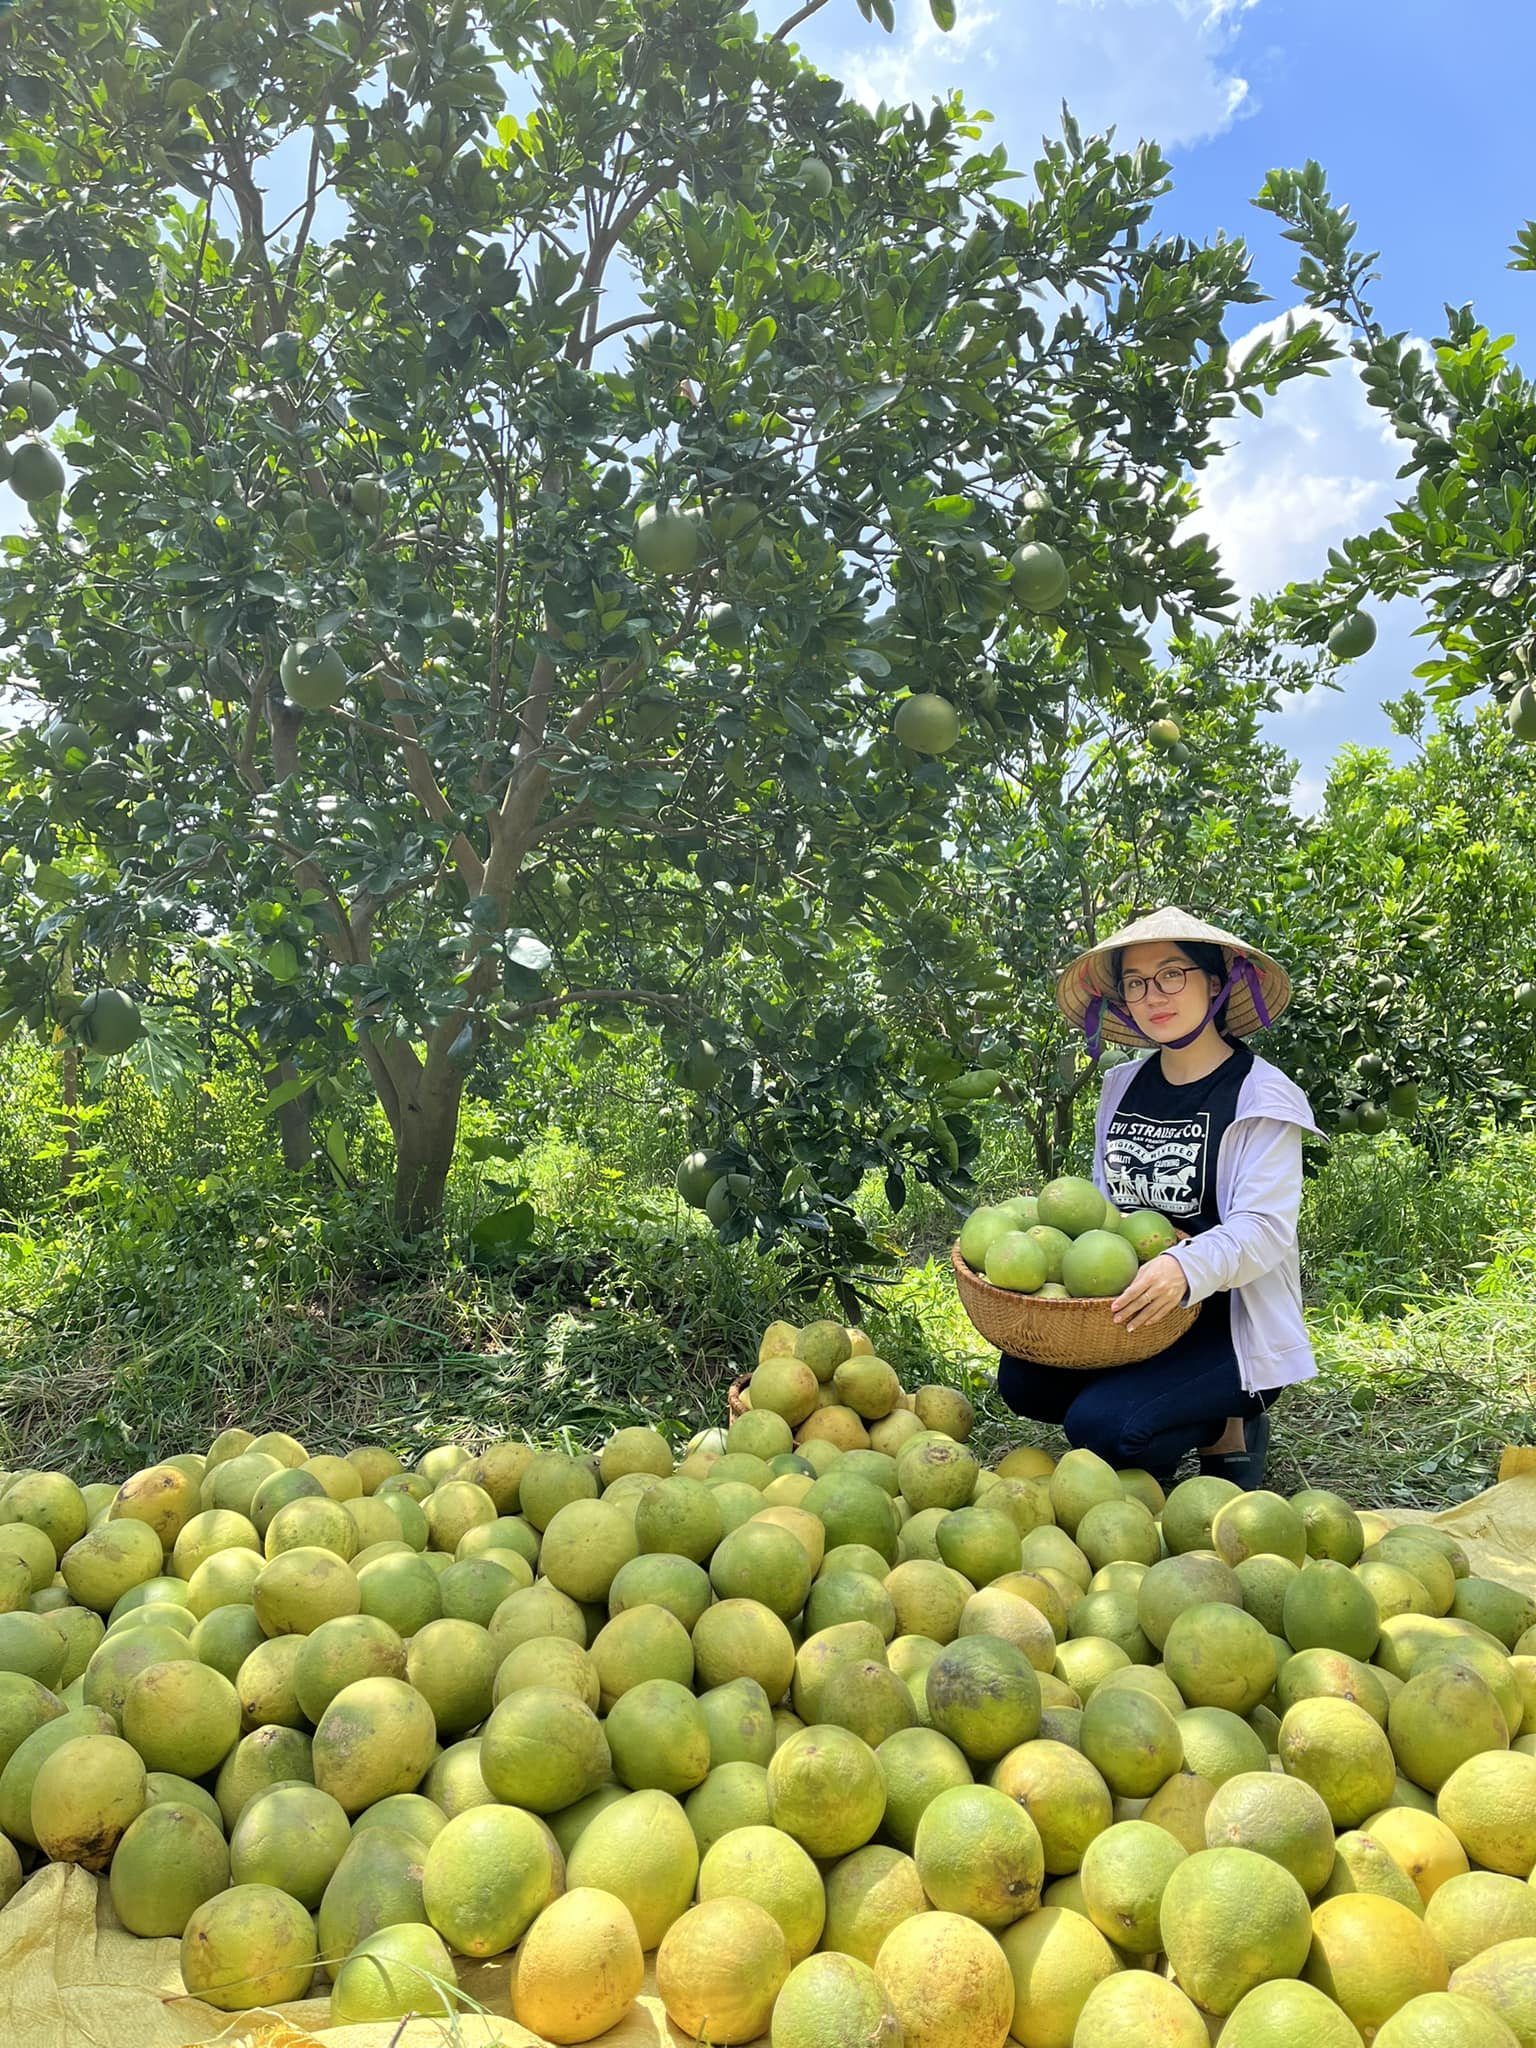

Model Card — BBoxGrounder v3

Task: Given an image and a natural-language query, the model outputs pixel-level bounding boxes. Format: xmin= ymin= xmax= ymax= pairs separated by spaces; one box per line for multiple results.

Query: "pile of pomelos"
xmin=0 ymin=1329 xmax=1534 ymax=2047
xmin=957 ymin=1175 xmax=1180 ymax=1299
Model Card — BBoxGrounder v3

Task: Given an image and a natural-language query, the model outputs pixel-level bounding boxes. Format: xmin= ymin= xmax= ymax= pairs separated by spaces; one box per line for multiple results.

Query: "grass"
xmin=3 ymin=1037 xmax=1536 ymax=1507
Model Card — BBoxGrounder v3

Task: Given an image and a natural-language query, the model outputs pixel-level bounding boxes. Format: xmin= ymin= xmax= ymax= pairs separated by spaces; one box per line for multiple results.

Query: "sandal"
xmin=1198 ymin=1407 xmax=1270 ymax=1490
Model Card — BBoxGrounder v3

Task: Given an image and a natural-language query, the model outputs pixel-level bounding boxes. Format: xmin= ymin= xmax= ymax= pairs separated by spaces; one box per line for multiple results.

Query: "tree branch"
xmin=772 ymin=0 xmax=833 ymax=41
xmin=495 ymin=985 xmax=690 ymax=1030
xmin=278 ymin=119 xmax=328 ymax=323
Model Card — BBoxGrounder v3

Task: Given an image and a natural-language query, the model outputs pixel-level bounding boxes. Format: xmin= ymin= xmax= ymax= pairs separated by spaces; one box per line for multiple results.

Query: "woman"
xmin=995 ymin=908 xmax=1320 ymax=1491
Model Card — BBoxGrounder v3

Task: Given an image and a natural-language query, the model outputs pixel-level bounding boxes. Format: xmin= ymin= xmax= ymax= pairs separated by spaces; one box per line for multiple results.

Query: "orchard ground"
xmin=1 ymin=1038 xmax=1534 ymax=1507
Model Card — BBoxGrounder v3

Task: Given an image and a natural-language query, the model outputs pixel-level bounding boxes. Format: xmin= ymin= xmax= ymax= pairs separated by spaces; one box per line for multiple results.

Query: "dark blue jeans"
xmin=995 ymin=1295 xmax=1274 ymax=1479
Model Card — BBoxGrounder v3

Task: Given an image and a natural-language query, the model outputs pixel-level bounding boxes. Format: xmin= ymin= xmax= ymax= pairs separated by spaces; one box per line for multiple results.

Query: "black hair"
xmin=1112 ymin=939 xmax=1244 ymax=1046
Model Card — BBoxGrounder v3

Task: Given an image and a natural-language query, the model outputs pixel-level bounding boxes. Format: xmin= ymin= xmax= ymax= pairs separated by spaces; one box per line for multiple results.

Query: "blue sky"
xmin=798 ymin=0 xmax=1536 ymax=802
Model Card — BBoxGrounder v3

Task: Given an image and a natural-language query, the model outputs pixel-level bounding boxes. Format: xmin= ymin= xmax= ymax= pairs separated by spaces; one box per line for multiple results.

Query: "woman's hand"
xmin=1110 ymin=1253 xmax=1188 ymax=1331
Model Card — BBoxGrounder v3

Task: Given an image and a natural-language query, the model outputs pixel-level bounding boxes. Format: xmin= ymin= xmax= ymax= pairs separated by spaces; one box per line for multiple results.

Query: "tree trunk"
xmin=264 ymin=1059 xmax=315 ymax=1173
xmin=390 ymin=1057 xmax=468 ymax=1235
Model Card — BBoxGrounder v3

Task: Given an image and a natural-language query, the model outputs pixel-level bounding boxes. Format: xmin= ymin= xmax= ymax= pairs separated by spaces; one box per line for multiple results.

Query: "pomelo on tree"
xmin=893 ymin=692 xmax=961 ymax=756
xmin=1 ymin=377 xmax=61 ymax=430
xmin=8 ymin=439 xmax=64 ymax=502
xmin=1327 ymin=611 xmax=1378 ymax=660
xmin=633 ymin=505 xmax=701 ymax=576
xmin=1010 ymin=540 xmax=1070 ymax=611
xmin=74 ymin=989 xmax=143 ymax=1056
xmin=796 ymin=155 xmax=834 ymax=200
xmin=1507 ymin=686 xmax=1536 ymax=742
xmin=279 ymin=640 xmax=348 ymax=710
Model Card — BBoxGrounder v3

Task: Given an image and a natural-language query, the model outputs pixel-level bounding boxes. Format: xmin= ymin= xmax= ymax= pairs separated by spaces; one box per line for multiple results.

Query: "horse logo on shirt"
xmin=1105 ymin=1113 xmax=1209 ymax=1220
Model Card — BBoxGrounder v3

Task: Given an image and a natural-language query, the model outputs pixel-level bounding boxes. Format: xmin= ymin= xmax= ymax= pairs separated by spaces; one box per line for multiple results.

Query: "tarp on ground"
xmin=12 ymin=1472 xmax=1536 ymax=2048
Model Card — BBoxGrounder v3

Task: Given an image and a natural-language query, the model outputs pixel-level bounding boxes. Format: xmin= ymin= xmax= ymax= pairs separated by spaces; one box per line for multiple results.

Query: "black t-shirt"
xmin=1104 ymin=1042 xmax=1254 ymax=1238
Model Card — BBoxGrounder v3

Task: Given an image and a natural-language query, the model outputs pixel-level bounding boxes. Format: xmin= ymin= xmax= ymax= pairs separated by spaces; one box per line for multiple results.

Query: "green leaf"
xmin=929 ymin=0 xmax=957 ymax=26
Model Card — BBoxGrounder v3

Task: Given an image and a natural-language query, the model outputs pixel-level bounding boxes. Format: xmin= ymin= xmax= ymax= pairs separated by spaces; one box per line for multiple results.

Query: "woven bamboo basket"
xmin=951 ymin=1241 xmax=1199 ymax=1369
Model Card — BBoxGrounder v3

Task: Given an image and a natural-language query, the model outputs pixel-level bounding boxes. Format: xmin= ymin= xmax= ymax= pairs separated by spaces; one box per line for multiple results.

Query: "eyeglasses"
xmin=1121 ymin=967 xmax=1192 ymax=1004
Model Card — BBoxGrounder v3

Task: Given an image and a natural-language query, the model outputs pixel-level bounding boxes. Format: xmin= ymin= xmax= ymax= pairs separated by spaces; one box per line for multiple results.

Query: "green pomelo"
xmin=698 ymin=1821 xmax=826 ymax=1962
xmin=1236 ymin=1554 xmax=1300 ymax=1636
xmin=179 ymin=1883 xmax=317 ymax=2012
xmin=1220 ymin=1977 xmax=1369 ymax=2048
xmin=709 ymin=1519 xmax=813 ymax=1619
xmin=1291 ymin=1488 xmax=1366 ymax=1565
xmin=935 ymin=1507 xmax=1021 ymax=1587
xmin=768 ymin=1953 xmax=902 ymax=2048
xmin=1320 ymin=1829 xmax=1427 ymax=1917
xmin=31 ymin=1731 xmax=146 ymax=1870
xmin=684 ymin=1760 xmax=772 ymax=1857
xmin=1211 ymin=1490 xmax=1308 ymax=1568
xmin=1424 ymin=1871 xmax=1536 ymax=1972
xmin=1158 ymin=1845 xmax=1314 ymax=2016
xmin=1283 ymin=1558 xmax=1382 ymax=1660
xmin=331 ymin=1922 xmax=457 ymax=2026
xmin=566 ymin=1788 xmax=699 ymax=1950
xmin=1203 ymin=1768 xmax=1336 ymax=1894
xmin=820 ymin=1843 xmax=927 ymax=1965
xmin=605 ymin=1676 xmax=711 ymax=1795
xmin=1079 ymin=1684 xmax=1182 ymax=1799
xmin=1037 ymin=1176 xmax=1108 ymax=1237
xmin=1075 ymin=1498 xmax=1160 ymax=1572
xmin=121 ymin=1659 xmax=241 ymax=1779
xmin=230 ymin=1782 xmax=351 ymax=1908
xmin=214 ymin=1726 xmax=314 ymax=1832
xmin=957 ymin=1206 xmax=1015 ymax=1271
xmin=989 ymin=1738 xmax=1113 ymax=1875
xmin=698 ymin=1675 xmax=776 ymax=1769
xmin=1079 ymin=1816 xmax=1188 ymax=1952
xmin=311 ymin=1676 xmax=437 ymax=1816
xmin=1176 ymin=1705 xmax=1269 ymax=1787
xmin=897 ymin=1440 xmax=980 ymax=1514
xmin=985 ymin=1231 xmax=1048 ymax=1293
xmin=693 ymin=1599 xmax=796 ymax=1697
xmin=1278 ymin=1695 xmax=1397 ymax=1827
xmin=1137 ymin=1552 xmax=1243 ymax=1651
xmin=1390 ymin=1663 xmax=1510 ymax=1793
xmin=109 ymin=1801 xmax=230 ymax=1937
xmin=1163 ymin=1603 xmax=1276 ymax=1715
xmin=421 ymin=1803 xmax=555 ymax=1957
xmin=1162 ymin=1474 xmax=1243 ymax=1555
xmin=768 ymin=1725 xmax=886 ymax=1859
xmin=480 ymin=1684 xmax=610 ymax=1812
xmin=589 ymin=1602 xmax=693 ymax=1709
xmin=1277 ymin=1645 xmax=1390 ymax=1727
xmin=1026 ymin=1225 xmax=1074 ymax=1281
xmin=317 ymin=1823 xmax=429 ymax=1960
xmin=913 ymin=1781 xmax=1045 ymax=1930
xmin=1061 ymin=1230 xmax=1139 ymax=1300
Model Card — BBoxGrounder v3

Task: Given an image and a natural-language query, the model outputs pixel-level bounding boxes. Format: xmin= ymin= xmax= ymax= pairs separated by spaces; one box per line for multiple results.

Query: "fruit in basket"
xmin=1037 ymin=1176 xmax=1109 ymax=1237
xmin=957 ymin=1205 xmax=1016 ymax=1271
xmin=1119 ymin=1208 xmax=1180 ymax=1262
xmin=1060 ymin=1230 xmax=1139 ymax=1300
xmin=984 ymin=1232 xmax=1048 ymax=1294
xmin=1025 ymin=1224 xmax=1072 ymax=1280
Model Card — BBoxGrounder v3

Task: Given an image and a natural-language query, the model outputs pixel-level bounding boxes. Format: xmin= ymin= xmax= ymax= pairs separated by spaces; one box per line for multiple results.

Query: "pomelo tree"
xmin=1256 ymin=167 xmax=1536 ymax=718
xmin=0 ymin=0 xmax=1337 ymax=1235
xmin=1264 ymin=696 xmax=1536 ymax=1141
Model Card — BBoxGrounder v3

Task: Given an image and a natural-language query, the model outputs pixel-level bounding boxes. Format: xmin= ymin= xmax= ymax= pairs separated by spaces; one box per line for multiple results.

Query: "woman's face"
xmin=1116 ymin=942 xmax=1222 ymax=1044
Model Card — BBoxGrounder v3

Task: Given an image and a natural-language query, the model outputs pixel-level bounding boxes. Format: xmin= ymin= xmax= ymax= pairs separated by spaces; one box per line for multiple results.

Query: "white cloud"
xmin=1194 ymin=309 xmax=1406 ymax=601
xmin=825 ymin=0 xmax=1262 ymax=151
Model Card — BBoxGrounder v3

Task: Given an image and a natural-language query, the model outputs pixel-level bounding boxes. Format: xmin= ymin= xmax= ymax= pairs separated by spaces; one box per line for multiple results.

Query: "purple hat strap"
xmin=1084 ymin=954 xmax=1271 ymax=1062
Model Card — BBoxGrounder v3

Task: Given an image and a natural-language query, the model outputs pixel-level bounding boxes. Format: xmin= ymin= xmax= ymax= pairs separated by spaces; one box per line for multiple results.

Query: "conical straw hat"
xmin=1055 ymin=906 xmax=1292 ymax=1049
